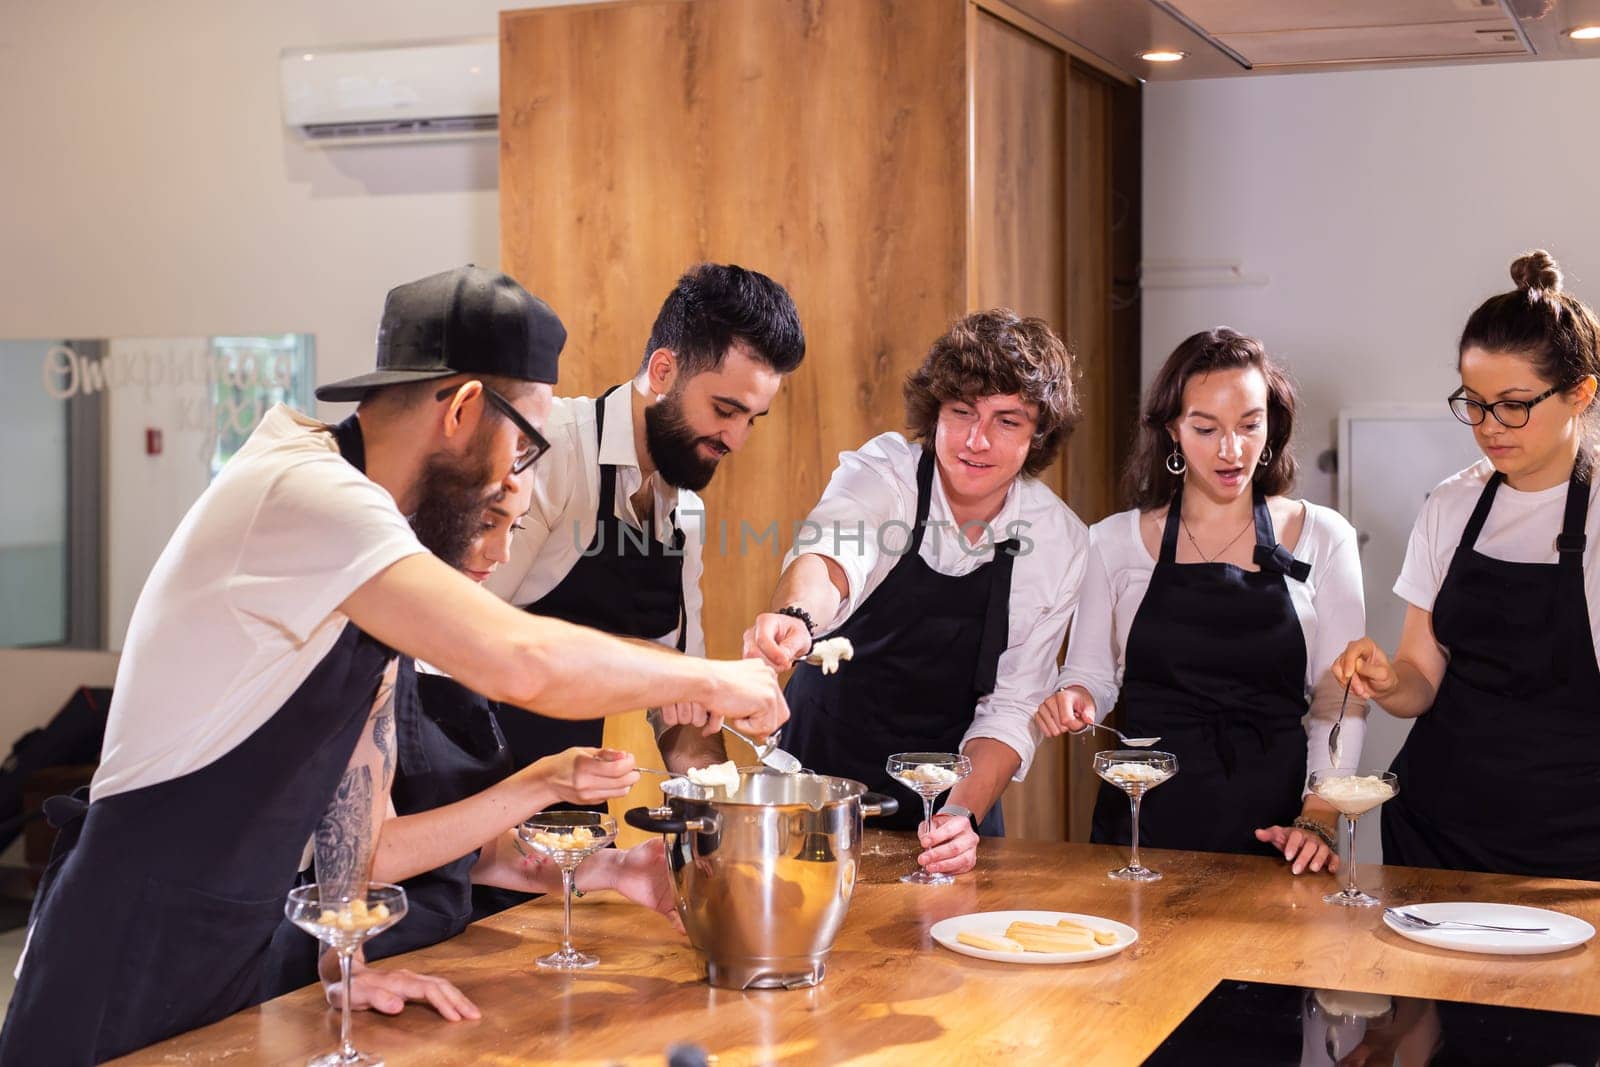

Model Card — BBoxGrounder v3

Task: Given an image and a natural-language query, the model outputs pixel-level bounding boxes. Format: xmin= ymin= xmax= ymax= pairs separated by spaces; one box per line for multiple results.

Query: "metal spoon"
xmin=720 ymin=723 xmax=804 ymax=773
xmin=1328 ymin=673 xmax=1354 ymax=769
xmin=1385 ymin=909 xmax=1549 ymax=934
xmin=1075 ymin=720 xmax=1161 ymax=748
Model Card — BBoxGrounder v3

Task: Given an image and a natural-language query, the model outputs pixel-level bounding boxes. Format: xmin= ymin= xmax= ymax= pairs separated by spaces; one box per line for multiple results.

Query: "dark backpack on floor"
xmin=0 ymin=686 xmax=110 ymax=853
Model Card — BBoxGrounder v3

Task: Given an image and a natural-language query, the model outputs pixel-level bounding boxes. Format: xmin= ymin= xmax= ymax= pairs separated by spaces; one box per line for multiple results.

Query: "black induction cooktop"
xmin=1142 ymin=978 xmax=1600 ymax=1066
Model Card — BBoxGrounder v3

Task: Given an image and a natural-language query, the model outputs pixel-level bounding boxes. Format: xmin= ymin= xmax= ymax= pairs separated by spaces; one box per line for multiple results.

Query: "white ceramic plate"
xmin=930 ymin=910 xmax=1137 ymax=964
xmin=1383 ymin=902 xmax=1595 ymax=956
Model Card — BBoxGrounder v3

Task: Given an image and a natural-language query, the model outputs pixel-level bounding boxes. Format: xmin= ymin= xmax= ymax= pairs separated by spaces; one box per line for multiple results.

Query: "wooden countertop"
xmin=116 ymin=834 xmax=1600 ymax=1065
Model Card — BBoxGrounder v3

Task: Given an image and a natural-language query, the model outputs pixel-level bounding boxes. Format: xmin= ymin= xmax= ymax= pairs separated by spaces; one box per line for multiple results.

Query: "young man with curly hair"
xmin=743 ymin=309 xmax=1087 ymax=877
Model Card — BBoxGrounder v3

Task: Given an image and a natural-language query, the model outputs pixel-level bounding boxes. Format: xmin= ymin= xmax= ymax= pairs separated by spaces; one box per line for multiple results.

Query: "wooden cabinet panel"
xmin=501 ymin=0 xmax=1138 ymax=845
xmin=970 ymin=8 xmax=1069 ymax=843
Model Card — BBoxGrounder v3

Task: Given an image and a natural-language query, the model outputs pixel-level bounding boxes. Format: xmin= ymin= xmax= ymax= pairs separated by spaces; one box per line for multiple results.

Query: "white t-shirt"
xmin=485 ymin=386 xmax=705 ymax=657
xmin=1056 ymin=502 xmax=1369 ymax=783
xmin=787 ymin=432 xmax=1090 ymax=778
xmin=92 ymin=405 xmax=427 ymax=800
xmin=1395 ymin=456 xmax=1600 ymax=666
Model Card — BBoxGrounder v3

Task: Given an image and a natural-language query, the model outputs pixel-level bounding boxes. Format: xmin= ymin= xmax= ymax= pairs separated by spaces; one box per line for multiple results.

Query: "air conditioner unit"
xmin=279 ymin=37 xmax=498 ymax=144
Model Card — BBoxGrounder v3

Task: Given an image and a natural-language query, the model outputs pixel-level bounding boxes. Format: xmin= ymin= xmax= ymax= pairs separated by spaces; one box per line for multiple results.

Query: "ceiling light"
xmin=1138 ymin=49 xmax=1187 ymax=63
xmin=1566 ymin=25 xmax=1600 ymax=40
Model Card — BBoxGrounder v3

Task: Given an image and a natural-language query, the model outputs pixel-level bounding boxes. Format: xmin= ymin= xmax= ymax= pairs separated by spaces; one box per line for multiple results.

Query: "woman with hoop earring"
xmin=1035 ymin=329 xmax=1367 ymax=873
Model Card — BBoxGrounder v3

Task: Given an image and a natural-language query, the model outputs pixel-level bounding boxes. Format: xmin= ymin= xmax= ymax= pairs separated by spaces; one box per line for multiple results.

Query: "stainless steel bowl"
xmin=625 ymin=769 xmax=896 ymax=990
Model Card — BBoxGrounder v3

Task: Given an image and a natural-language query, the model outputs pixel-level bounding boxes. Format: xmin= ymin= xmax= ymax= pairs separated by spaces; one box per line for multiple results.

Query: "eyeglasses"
xmin=1447 ymin=385 xmax=1562 ymax=429
xmin=436 ymin=383 xmax=550 ymax=474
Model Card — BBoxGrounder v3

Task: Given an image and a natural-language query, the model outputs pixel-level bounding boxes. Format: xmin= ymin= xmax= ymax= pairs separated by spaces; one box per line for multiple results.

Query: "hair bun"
xmin=1510 ymin=250 xmax=1563 ymax=294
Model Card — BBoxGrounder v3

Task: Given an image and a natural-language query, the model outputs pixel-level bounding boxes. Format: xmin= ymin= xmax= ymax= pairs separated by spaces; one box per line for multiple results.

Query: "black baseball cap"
xmin=316 ymin=265 xmax=566 ymax=402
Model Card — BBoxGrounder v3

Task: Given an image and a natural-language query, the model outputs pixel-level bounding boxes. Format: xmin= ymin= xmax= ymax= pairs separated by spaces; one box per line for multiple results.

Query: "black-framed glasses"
xmin=1447 ymin=385 xmax=1562 ymax=429
xmin=436 ymin=383 xmax=550 ymax=474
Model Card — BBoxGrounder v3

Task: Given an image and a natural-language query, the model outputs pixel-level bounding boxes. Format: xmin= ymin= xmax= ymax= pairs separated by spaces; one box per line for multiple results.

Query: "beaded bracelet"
xmin=1291 ymin=817 xmax=1337 ymax=851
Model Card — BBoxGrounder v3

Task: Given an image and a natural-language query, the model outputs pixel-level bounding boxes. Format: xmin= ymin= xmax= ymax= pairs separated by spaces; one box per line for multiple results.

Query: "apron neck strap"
xmin=1462 ymin=458 xmax=1590 ymax=561
xmin=594 ymin=383 xmax=626 ymax=519
xmin=330 ymin=414 xmax=366 ymax=474
xmin=912 ymin=448 xmax=938 ymax=553
xmin=1557 ymin=454 xmax=1591 ymax=564
xmin=1158 ymin=481 xmax=1185 ymax=564
xmin=1459 ymin=470 xmax=1506 ymax=551
xmin=1250 ymin=486 xmax=1312 ymax=581
xmin=1249 ymin=485 xmax=1275 ymax=549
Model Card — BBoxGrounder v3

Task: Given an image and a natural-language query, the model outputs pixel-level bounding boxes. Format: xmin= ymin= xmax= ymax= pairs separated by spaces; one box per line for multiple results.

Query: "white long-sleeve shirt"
xmin=787 ymin=432 xmax=1089 ymax=778
xmin=485 ymin=385 xmax=705 ymax=657
xmin=1056 ymin=502 xmax=1368 ymax=787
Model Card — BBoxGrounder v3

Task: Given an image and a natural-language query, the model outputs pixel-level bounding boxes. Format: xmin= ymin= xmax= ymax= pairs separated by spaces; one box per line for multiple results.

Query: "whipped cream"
xmin=1313 ymin=774 xmax=1395 ymax=816
xmin=901 ymin=763 xmax=960 ymax=788
xmin=809 ymin=637 xmax=854 ymax=675
xmin=1101 ymin=762 xmax=1173 ymax=789
xmin=685 ymin=759 xmax=741 ymax=794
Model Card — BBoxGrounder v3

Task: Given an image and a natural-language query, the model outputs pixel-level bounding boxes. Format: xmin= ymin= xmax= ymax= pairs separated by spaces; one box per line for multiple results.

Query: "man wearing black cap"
xmin=0 ymin=266 xmax=786 ymax=1066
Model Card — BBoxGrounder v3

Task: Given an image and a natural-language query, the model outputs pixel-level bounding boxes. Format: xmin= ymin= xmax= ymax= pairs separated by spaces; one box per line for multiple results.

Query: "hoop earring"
xmin=1165 ymin=448 xmax=1187 ymax=475
xmin=1258 ymin=444 xmax=1273 ymax=467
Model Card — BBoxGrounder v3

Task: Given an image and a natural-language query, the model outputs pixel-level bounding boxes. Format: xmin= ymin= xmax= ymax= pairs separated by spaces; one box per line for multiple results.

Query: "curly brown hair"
xmin=903 ymin=309 xmax=1079 ymax=478
xmin=1123 ymin=328 xmax=1298 ymax=511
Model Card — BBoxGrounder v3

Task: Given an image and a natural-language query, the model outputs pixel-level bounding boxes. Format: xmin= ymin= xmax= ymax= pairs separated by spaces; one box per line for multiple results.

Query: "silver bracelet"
xmin=1291 ymin=817 xmax=1337 ymax=850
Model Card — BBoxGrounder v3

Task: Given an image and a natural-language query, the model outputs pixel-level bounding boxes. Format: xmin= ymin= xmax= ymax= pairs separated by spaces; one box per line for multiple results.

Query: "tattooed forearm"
xmin=314 ymin=765 xmax=373 ymax=899
xmin=372 ymin=696 xmax=395 ymax=789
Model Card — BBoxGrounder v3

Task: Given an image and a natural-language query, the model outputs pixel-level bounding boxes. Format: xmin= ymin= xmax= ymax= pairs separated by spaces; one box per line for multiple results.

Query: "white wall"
xmin=1142 ymin=57 xmax=1600 ymax=508
xmin=0 ymin=0 xmax=581 ymax=745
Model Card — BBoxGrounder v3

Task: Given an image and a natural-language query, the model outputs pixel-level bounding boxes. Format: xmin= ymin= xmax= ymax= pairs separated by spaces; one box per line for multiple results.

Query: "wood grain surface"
xmin=119 ymin=833 xmax=1600 ymax=1066
xmin=500 ymin=0 xmax=1140 ymax=843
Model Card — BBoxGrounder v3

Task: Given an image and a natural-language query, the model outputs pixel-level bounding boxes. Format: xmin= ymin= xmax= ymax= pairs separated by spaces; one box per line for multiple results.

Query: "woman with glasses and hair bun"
xmin=1334 ymin=250 xmax=1600 ymax=879
xmin=1035 ymin=328 xmax=1366 ymax=873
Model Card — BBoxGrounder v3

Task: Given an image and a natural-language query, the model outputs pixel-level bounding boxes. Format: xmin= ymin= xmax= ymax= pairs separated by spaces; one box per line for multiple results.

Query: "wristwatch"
xmin=937 ymin=803 xmax=980 ymax=834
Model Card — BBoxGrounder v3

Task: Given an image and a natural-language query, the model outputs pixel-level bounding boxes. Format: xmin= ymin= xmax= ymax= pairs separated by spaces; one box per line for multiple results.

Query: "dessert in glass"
xmin=1309 ymin=769 xmax=1398 ymax=907
xmin=1093 ymin=750 xmax=1178 ymax=881
xmin=285 ymin=882 xmax=408 ymax=1067
xmin=886 ymin=752 xmax=972 ymax=885
xmin=517 ymin=810 xmax=619 ymax=968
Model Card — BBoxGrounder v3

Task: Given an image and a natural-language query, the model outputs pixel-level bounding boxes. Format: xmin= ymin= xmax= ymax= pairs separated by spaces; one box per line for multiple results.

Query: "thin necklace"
xmin=1181 ymin=515 xmax=1253 ymax=562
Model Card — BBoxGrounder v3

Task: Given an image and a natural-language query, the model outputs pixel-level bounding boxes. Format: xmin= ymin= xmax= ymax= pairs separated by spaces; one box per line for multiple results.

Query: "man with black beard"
xmin=487 ymin=262 xmax=806 ymax=773
xmin=0 ymin=266 xmax=786 ymax=1065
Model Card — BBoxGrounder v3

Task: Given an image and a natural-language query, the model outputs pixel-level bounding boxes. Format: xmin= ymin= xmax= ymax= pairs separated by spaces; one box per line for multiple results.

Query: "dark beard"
xmin=644 ymin=390 xmax=724 ymax=492
xmin=410 ymin=440 xmax=497 ymax=570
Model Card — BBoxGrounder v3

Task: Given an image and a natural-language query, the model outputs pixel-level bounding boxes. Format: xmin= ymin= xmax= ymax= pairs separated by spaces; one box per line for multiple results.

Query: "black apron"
xmin=1092 ymin=485 xmax=1311 ymax=856
xmin=0 ymin=417 xmax=394 ymax=1066
xmin=262 ymin=661 xmax=522 ymax=994
xmin=1383 ymin=460 xmax=1600 ymax=879
xmin=784 ymin=448 xmax=1017 ymax=834
xmin=495 ymin=384 xmax=686 ymax=773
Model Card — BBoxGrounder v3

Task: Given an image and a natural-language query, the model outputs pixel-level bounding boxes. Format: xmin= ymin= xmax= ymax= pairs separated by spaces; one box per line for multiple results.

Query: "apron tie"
xmin=1253 ymin=542 xmax=1310 ymax=582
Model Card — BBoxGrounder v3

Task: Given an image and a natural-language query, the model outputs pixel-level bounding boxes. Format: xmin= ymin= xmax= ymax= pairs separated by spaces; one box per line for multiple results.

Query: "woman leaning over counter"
xmin=1334 ymin=250 xmax=1600 ymax=880
xmin=1037 ymin=328 xmax=1367 ymax=873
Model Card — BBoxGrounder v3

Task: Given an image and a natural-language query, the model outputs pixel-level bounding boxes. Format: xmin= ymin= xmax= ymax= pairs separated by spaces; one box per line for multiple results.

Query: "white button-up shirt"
xmin=485 ymin=384 xmax=705 ymax=657
xmin=785 ymin=432 xmax=1088 ymax=777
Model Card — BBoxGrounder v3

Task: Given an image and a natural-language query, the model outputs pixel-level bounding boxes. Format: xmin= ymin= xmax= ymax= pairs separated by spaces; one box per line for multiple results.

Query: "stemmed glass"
xmin=517 ymin=810 xmax=618 ymax=968
xmin=886 ymin=752 xmax=972 ymax=886
xmin=1093 ymin=749 xmax=1178 ymax=881
xmin=1310 ymin=769 xmax=1398 ymax=907
xmin=285 ymin=882 xmax=408 ymax=1067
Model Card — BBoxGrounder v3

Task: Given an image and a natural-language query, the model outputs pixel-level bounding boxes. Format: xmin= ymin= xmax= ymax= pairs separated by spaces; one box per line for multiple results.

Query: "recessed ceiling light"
xmin=301 ymin=53 xmax=315 ymax=62
xmin=1566 ymin=25 xmax=1600 ymax=40
xmin=1138 ymin=49 xmax=1187 ymax=63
